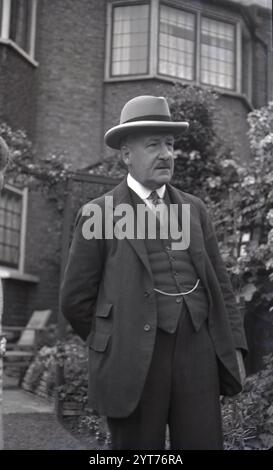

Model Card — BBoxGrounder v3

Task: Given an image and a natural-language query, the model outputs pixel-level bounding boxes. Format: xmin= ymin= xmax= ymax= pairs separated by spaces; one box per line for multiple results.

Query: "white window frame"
xmin=105 ymin=0 xmax=248 ymax=100
xmin=0 ymin=185 xmax=28 ymax=275
xmin=0 ymin=0 xmax=38 ymax=66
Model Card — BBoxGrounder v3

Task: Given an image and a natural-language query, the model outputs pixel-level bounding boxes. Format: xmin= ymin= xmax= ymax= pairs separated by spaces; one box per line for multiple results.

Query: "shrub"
xmin=222 ymin=354 xmax=273 ymax=449
xmin=23 ymin=334 xmax=88 ymax=406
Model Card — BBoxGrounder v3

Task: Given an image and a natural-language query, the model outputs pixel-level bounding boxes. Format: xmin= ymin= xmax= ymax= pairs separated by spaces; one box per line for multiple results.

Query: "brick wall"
xmin=2 ymin=279 xmax=34 ymax=326
xmin=23 ymin=190 xmax=63 ymax=321
xmin=249 ymin=6 xmax=272 ymax=107
xmin=34 ymin=0 xmax=106 ymax=168
xmin=0 ymin=45 xmax=36 ymax=138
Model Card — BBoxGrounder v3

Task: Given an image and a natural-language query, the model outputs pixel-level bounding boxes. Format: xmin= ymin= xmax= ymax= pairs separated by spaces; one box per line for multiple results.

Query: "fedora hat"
xmin=104 ymin=95 xmax=189 ymax=149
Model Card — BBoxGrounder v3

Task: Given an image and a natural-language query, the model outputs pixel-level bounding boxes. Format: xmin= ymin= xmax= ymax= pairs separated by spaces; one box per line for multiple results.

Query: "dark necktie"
xmin=147 ymin=190 xmax=168 ymax=236
xmin=148 ymin=190 xmax=161 ymax=207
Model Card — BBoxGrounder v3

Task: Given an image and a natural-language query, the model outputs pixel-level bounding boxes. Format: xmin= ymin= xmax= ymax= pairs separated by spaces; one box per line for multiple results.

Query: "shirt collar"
xmin=127 ymin=173 xmax=166 ymax=200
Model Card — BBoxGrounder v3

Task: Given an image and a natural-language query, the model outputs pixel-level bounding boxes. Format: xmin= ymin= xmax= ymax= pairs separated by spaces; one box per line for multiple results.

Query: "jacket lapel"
xmin=112 ymin=179 xmax=153 ymax=280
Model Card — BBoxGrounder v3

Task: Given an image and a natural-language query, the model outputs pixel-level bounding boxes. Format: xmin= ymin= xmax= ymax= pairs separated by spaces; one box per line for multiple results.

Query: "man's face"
xmin=121 ymin=131 xmax=175 ymax=189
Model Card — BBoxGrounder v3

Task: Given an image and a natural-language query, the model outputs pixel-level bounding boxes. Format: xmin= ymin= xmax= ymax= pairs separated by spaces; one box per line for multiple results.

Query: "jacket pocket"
xmin=95 ymin=303 xmax=113 ymax=335
xmin=95 ymin=303 xmax=113 ymax=318
xmin=88 ymin=331 xmax=111 ymax=352
xmin=85 ymin=304 xmax=113 ymax=348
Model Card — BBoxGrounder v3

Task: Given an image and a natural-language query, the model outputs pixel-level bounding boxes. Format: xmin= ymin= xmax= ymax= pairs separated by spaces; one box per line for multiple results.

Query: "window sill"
xmin=0 ymin=39 xmax=38 ymax=67
xmin=104 ymin=74 xmax=253 ymax=110
xmin=0 ymin=267 xmax=39 ymax=283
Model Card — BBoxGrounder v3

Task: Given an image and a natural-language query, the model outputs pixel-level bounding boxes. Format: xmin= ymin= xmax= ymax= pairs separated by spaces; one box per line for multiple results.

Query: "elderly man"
xmin=61 ymin=95 xmax=247 ymax=450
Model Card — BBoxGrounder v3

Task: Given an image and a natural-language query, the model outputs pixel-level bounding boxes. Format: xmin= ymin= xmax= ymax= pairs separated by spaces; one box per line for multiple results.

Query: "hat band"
xmin=123 ymin=114 xmax=172 ymax=124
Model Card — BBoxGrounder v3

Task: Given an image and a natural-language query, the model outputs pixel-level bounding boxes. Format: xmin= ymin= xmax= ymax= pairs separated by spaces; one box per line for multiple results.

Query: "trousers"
xmin=107 ymin=306 xmax=223 ymax=450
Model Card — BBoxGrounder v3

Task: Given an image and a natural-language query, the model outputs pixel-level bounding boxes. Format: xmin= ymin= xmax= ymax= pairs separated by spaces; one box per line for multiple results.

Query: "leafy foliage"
xmin=23 ymin=331 xmax=88 ymax=405
xmin=0 ymin=123 xmax=71 ymax=186
xmin=167 ymin=85 xmax=273 ymax=311
xmin=86 ymin=154 xmax=126 ymax=179
xmin=222 ymin=354 xmax=273 ymax=449
xmin=0 ymin=122 xmax=71 ymax=208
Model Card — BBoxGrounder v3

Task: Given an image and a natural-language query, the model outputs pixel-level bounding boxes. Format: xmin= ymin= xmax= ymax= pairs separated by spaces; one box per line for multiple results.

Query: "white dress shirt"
xmin=127 ymin=173 xmax=166 ymax=213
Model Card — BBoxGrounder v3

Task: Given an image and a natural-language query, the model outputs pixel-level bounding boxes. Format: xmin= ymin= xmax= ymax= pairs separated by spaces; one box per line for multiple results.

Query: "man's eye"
xmin=147 ymin=143 xmax=157 ymax=147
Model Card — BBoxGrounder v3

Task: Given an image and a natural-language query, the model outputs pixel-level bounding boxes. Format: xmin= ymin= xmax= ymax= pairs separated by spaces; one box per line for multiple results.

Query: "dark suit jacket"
xmin=60 ymin=179 xmax=248 ymax=417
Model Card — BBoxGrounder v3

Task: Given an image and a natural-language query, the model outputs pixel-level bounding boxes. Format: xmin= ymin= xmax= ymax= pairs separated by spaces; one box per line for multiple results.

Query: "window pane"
xmin=111 ymin=4 xmax=149 ymax=76
xmin=159 ymin=5 xmax=195 ymax=80
xmin=201 ymin=17 xmax=235 ymax=90
xmin=0 ymin=187 xmax=22 ymax=268
xmin=10 ymin=0 xmax=32 ymax=53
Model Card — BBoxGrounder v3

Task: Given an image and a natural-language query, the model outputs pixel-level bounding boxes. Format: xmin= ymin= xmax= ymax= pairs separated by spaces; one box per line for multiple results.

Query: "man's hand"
xmin=236 ymin=349 xmax=246 ymax=386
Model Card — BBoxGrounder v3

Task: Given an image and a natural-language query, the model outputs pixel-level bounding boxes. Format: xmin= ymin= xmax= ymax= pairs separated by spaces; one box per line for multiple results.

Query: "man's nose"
xmin=159 ymin=144 xmax=173 ymax=159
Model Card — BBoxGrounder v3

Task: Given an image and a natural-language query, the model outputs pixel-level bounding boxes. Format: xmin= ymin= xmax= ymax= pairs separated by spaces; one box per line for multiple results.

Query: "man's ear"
xmin=120 ymin=145 xmax=131 ymax=166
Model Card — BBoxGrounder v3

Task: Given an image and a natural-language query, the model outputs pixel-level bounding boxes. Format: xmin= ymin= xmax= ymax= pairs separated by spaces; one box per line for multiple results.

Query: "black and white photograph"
xmin=0 ymin=0 xmax=272 ymax=462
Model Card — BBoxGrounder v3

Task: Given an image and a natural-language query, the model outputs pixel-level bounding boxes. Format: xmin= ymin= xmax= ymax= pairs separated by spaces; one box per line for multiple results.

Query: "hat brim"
xmin=104 ymin=120 xmax=189 ymax=150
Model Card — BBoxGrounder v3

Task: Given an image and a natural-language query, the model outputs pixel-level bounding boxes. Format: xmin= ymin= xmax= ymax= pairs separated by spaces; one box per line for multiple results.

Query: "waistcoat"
xmin=129 ymin=187 xmax=209 ymax=333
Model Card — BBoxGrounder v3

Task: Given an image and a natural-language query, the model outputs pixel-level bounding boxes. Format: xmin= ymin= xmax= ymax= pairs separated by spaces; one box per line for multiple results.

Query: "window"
xmin=158 ymin=4 xmax=236 ymax=90
xmin=0 ymin=185 xmax=27 ymax=270
xmin=159 ymin=5 xmax=195 ymax=81
xmin=9 ymin=0 xmax=32 ymax=54
xmin=107 ymin=2 xmax=242 ymax=94
xmin=201 ymin=17 xmax=235 ymax=90
xmin=111 ymin=3 xmax=150 ymax=76
xmin=0 ymin=0 xmax=37 ymax=60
